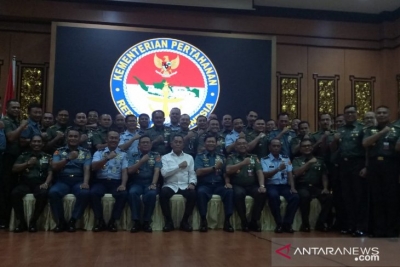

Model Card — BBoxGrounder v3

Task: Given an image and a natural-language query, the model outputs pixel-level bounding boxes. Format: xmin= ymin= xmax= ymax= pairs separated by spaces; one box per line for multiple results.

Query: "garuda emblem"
xmin=154 ymin=54 xmax=180 ymax=78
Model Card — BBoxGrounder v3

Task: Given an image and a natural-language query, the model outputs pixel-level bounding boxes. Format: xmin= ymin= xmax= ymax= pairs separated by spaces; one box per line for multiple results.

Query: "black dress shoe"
xmin=67 ymin=218 xmax=76 ymax=232
xmin=130 ymin=220 xmax=141 ymax=233
xmin=14 ymin=222 xmax=27 ymax=233
xmin=163 ymin=221 xmax=174 ymax=232
xmin=0 ymin=223 xmax=7 ymax=230
xmin=28 ymin=221 xmax=38 ymax=233
xmin=340 ymin=229 xmax=353 ymax=235
xmin=352 ymin=230 xmax=366 ymax=237
xmin=199 ymin=219 xmax=208 ymax=232
xmin=248 ymin=221 xmax=261 ymax=232
xmin=93 ymin=219 xmax=106 ymax=232
xmin=299 ymin=225 xmax=310 ymax=233
xmin=142 ymin=221 xmax=152 ymax=233
xmin=241 ymin=221 xmax=249 ymax=232
xmin=108 ymin=220 xmax=118 ymax=232
xmin=223 ymin=220 xmax=234 ymax=233
xmin=315 ymin=224 xmax=329 ymax=232
xmin=54 ymin=220 xmax=66 ymax=233
xmin=275 ymin=225 xmax=283 ymax=233
xmin=179 ymin=221 xmax=193 ymax=232
xmin=283 ymin=226 xmax=294 ymax=234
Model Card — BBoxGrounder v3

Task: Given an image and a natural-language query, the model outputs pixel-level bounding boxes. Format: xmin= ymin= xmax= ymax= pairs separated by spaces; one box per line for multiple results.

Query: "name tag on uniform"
xmin=383 ymin=142 xmax=389 ymax=150
xmin=269 ymin=166 xmax=274 ymax=168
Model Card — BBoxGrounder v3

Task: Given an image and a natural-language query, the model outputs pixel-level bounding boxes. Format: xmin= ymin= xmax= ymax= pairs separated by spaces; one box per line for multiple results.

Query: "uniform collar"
xmin=28 ymin=118 xmax=39 ymax=126
xmin=171 ymin=150 xmax=185 ymax=157
xmin=124 ymin=129 xmax=137 ymax=135
xmin=4 ymin=115 xmax=18 ymax=123
xmin=268 ymin=153 xmax=282 ymax=161
xmin=230 ymin=129 xmax=240 ymax=135
xmin=28 ymin=151 xmax=44 ymax=158
xmin=205 ymin=150 xmax=217 ymax=157
xmin=104 ymin=146 xmax=121 ymax=153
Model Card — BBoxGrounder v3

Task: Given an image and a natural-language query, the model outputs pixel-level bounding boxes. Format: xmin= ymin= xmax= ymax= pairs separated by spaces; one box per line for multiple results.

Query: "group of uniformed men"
xmin=0 ymin=100 xmax=400 ymax=238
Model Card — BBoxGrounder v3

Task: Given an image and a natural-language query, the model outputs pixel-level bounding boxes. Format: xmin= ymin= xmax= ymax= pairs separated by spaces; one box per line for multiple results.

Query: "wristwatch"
xmin=260 ymin=185 xmax=265 ymax=188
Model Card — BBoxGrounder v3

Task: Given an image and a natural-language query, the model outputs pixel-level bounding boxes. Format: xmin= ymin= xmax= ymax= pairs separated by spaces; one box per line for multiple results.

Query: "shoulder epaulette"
xmin=79 ymin=147 xmax=90 ymax=152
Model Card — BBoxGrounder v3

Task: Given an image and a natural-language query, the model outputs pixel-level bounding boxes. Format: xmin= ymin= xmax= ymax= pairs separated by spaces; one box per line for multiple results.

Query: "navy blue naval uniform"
xmin=128 ymin=151 xmax=162 ymax=222
xmin=194 ymin=152 xmax=233 ymax=219
xmin=91 ymin=147 xmax=128 ymax=221
xmin=48 ymin=146 xmax=92 ymax=222
xmin=261 ymin=153 xmax=299 ymax=228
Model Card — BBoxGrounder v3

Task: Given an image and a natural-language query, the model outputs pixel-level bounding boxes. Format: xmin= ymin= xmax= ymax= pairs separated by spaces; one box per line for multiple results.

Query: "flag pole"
xmin=11 ymin=55 xmax=16 ymax=93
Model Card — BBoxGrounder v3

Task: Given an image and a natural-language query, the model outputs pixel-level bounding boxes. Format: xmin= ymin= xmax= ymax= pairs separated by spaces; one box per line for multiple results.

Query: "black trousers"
xmin=297 ymin=185 xmax=333 ymax=227
xmin=330 ymin=164 xmax=346 ymax=230
xmin=368 ymin=158 xmax=399 ymax=237
xmin=339 ymin=158 xmax=368 ymax=232
xmin=0 ymin=154 xmax=19 ymax=225
xmin=11 ymin=182 xmax=48 ymax=223
xmin=159 ymin=187 xmax=196 ymax=222
xmin=232 ymin=184 xmax=267 ymax=223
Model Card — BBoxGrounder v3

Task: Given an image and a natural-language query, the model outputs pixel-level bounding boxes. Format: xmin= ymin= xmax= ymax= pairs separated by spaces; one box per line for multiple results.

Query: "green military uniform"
xmin=292 ymin=156 xmax=332 ymax=229
xmin=197 ymin=131 xmax=226 ymax=155
xmin=363 ymin=124 xmax=400 ymax=237
xmin=220 ymin=129 xmax=231 ymax=139
xmin=226 ymin=153 xmax=261 ymax=187
xmin=145 ymin=126 xmax=171 ymax=156
xmin=170 ymin=129 xmax=198 ymax=158
xmin=0 ymin=116 xmax=21 ymax=226
xmin=336 ymin=121 xmax=367 ymax=233
xmin=46 ymin=124 xmax=68 ymax=153
xmin=293 ymin=156 xmax=326 ymax=186
xmin=290 ymin=134 xmax=316 ymax=159
xmin=66 ymin=126 xmax=94 ymax=152
xmin=226 ymin=153 xmax=267 ymax=226
xmin=311 ymin=129 xmax=342 ymax=229
xmin=245 ymin=131 xmax=269 ymax=159
xmin=243 ymin=126 xmax=253 ymax=135
xmin=2 ymin=116 xmax=20 ymax=157
xmin=312 ymin=130 xmax=335 ymax=159
xmin=11 ymin=151 xmax=52 ymax=226
xmin=92 ymin=126 xmax=109 ymax=149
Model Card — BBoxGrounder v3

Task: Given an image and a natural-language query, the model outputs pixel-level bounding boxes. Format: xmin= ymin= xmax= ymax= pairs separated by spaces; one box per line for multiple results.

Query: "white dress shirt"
xmin=161 ymin=150 xmax=197 ymax=192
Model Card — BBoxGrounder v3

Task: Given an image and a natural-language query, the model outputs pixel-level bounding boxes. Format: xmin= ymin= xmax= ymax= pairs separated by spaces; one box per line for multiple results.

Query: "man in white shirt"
xmin=160 ymin=134 xmax=197 ymax=232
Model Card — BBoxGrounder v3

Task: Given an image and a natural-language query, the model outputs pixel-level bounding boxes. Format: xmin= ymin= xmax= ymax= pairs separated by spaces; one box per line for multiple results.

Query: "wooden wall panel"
xmin=344 ymin=50 xmax=381 ymax=114
xmin=276 ymin=45 xmax=308 ymax=121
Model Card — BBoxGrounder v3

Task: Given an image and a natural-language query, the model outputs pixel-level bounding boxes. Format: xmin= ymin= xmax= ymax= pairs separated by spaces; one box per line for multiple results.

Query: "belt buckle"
xmin=69 ymin=174 xmax=74 ymax=178
xmin=308 ymin=184 xmax=312 ymax=187
xmin=377 ymin=156 xmax=384 ymax=161
xmin=107 ymin=178 xmax=112 ymax=181
xmin=343 ymin=158 xmax=348 ymax=161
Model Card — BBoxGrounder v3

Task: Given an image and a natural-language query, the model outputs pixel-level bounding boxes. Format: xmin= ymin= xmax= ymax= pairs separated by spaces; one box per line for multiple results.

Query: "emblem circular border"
xmin=110 ymin=38 xmax=220 ymax=128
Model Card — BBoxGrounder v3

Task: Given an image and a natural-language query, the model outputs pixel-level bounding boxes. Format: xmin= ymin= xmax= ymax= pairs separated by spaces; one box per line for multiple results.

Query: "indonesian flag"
xmin=2 ymin=56 xmax=16 ymax=116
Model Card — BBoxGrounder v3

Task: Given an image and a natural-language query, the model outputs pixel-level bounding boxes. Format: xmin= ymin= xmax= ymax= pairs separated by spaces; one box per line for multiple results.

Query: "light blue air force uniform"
xmin=90 ymin=147 xmax=128 ymax=220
